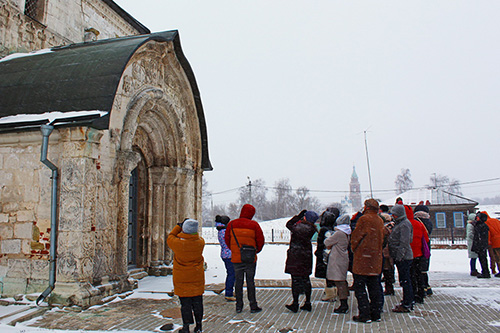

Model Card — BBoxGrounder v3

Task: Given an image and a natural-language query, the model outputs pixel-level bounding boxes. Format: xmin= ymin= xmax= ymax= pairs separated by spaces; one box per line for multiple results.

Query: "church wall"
xmin=0 ymin=0 xmax=144 ymax=58
xmin=0 ymin=39 xmax=206 ymax=306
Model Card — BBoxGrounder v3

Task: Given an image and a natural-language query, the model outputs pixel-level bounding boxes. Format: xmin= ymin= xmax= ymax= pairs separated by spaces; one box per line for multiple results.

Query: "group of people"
xmin=167 ymin=198 xmax=500 ymax=331
xmin=283 ymin=198 xmax=434 ymax=323
xmin=466 ymin=211 xmax=500 ymax=278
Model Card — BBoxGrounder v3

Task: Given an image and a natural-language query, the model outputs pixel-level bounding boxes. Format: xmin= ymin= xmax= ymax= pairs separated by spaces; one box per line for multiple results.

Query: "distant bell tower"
xmin=349 ymin=166 xmax=362 ymax=212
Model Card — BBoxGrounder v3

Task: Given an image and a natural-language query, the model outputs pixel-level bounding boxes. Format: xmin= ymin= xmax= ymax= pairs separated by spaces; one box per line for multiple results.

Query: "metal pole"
xmin=364 ymin=130 xmax=374 ymax=198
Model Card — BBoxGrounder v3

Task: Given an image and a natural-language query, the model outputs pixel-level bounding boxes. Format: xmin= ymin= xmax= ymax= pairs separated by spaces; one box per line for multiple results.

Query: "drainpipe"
xmin=36 ymin=124 xmax=59 ymax=306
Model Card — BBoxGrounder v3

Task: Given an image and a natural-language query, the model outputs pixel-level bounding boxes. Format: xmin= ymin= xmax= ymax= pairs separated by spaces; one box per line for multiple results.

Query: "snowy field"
xmin=1 ymin=247 xmax=500 ymax=332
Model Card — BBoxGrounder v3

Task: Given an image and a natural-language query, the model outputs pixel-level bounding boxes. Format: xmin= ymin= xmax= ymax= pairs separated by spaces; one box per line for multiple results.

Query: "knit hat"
xmin=364 ymin=199 xmax=379 ymax=210
xmin=391 ymin=204 xmax=406 ymax=218
xmin=468 ymin=213 xmax=476 ymax=221
xmin=414 ymin=204 xmax=430 ymax=213
xmin=182 ymin=219 xmax=199 ymax=234
xmin=215 ymin=215 xmax=230 ymax=225
xmin=336 ymin=214 xmax=350 ymax=225
xmin=305 ymin=211 xmax=319 ymax=223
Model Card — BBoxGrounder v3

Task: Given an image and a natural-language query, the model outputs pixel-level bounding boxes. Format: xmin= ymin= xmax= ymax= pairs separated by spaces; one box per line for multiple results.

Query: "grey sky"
xmin=115 ymin=0 xmax=500 ymax=205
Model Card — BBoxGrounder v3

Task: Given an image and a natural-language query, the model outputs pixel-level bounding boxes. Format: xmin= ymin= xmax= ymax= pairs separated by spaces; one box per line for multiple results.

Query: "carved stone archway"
xmin=114 ymin=85 xmax=202 ymax=276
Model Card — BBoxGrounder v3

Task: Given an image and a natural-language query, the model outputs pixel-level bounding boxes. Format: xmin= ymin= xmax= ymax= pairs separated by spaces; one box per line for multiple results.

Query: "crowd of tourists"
xmin=163 ymin=199 xmax=500 ymax=332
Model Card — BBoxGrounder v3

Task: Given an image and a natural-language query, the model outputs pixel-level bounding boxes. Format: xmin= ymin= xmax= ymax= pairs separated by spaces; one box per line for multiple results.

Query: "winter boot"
xmin=300 ymin=302 xmax=312 ymax=312
xmin=334 ymin=299 xmax=349 ymax=314
xmin=470 ymin=270 xmax=479 ymax=276
xmin=285 ymin=302 xmax=299 ymax=313
xmin=384 ymin=283 xmax=394 ymax=296
xmin=180 ymin=324 xmax=190 ymax=333
xmin=321 ymin=286 xmax=337 ymax=302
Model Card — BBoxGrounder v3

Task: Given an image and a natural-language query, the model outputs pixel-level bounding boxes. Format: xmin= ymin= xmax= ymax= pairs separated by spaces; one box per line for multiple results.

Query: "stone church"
xmin=0 ymin=0 xmax=211 ymax=306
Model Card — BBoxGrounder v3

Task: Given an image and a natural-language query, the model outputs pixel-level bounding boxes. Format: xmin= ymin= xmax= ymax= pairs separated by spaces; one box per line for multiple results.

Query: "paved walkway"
xmin=10 ymin=277 xmax=500 ymax=332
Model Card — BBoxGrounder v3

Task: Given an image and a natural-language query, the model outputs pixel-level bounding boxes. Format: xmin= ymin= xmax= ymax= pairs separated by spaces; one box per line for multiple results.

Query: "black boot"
xmin=180 ymin=324 xmax=190 ymax=333
xmin=334 ymin=299 xmax=349 ymax=314
xmin=300 ymin=302 xmax=312 ymax=311
xmin=285 ymin=302 xmax=299 ymax=313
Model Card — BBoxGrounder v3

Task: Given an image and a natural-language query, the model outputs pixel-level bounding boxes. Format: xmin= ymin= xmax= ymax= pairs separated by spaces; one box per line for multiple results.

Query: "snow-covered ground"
xmin=1 ymin=247 xmax=499 ymax=332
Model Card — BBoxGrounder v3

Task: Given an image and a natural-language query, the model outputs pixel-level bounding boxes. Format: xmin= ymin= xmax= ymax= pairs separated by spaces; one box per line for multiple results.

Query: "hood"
xmin=404 ymin=205 xmax=414 ymax=220
xmin=335 ymin=224 xmax=352 ymax=235
xmin=390 ymin=204 xmax=406 ymax=221
xmin=239 ymin=204 xmax=256 ymax=219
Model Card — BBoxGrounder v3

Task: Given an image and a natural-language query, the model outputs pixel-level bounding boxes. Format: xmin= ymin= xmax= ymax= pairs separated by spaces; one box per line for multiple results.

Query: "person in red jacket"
xmin=225 ymin=204 xmax=265 ymax=313
xmin=405 ymin=205 xmax=429 ymax=304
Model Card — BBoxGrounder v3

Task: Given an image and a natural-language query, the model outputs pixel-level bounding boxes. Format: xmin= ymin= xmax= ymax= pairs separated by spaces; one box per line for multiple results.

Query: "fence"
xmin=203 ymin=227 xmax=467 ymax=246
xmin=202 ymin=228 xmax=290 ymax=244
xmin=430 ymin=228 xmax=467 ymax=246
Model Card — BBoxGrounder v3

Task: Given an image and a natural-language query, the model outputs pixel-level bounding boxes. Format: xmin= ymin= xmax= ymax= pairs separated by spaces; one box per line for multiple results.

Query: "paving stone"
xmin=22 ymin=284 xmax=500 ymax=332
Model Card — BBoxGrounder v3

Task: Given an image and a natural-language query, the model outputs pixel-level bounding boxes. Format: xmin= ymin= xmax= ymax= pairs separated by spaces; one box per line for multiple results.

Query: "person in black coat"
xmin=285 ymin=210 xmax=319 ymax=313
xmin=314 ymin=208 xmax=340 ymax=301
xmin=472 ymin=212 xmax=491 ymax=278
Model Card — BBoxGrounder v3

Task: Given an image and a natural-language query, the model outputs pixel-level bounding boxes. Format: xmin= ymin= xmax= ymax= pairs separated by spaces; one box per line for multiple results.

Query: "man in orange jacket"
xmin=225 ymin=204 xmax=265 ymax=313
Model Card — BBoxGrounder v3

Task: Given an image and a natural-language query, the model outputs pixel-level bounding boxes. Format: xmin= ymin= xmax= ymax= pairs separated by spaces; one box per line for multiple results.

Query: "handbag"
xmin=231 ymin=227 xmax=256 ymax=263
xmin=422 ymin=235 xmax=430 ymax=259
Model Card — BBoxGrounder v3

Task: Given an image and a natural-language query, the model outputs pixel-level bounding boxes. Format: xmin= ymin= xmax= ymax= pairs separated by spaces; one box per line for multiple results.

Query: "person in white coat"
xmin=325 ymin=214 xmax=352 ymax=314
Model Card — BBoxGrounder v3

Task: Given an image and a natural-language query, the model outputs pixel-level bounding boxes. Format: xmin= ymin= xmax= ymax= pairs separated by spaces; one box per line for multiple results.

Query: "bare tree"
xmin=201 ymin=177 xmax=212 ymax=224
xmin=394 ymin=168 xmax=414 ymax=194
xmin=429 ymin=174 xmax=462 ymax=195
xmin=238 ymin=178 xmax=268 ymax=220
xmin=270 ymin=178 xmax=295 ymax=219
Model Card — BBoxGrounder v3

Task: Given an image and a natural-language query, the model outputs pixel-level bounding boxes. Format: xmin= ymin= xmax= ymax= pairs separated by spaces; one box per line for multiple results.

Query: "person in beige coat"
xmin=325 ymin=214 xmax=351 ymax=314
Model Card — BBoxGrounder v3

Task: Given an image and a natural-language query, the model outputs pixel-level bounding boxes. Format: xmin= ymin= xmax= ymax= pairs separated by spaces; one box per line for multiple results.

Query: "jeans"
xmin=470 ymin=257 xmax=477 ymax=272
xmin=233 ymin=262 xmax=258 ymax=309
xmin=179 ymin=296 xmax=203 ymax=326
xmin=353 ymin=274 xmax=383 ymax=318
xmin=395 ymin=259 xmax=414 ymax=308
xmin=223 ymin=258 xmax=235 ymax=297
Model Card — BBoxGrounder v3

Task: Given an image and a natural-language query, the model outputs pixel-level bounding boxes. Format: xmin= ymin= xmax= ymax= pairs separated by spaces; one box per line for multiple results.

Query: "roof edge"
xmin=102 ymin=0 xmax=150 ymax=35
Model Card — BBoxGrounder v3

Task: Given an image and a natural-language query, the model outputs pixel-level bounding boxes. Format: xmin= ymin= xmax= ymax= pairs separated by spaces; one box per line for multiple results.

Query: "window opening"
xmin=436 ymin=212 xmax=446 ymax=228
xmin=25 ymin=0 xmax=45 ymax=23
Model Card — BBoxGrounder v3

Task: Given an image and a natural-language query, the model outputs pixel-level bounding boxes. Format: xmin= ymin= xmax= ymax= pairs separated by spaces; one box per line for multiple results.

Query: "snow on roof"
xmin=381 ymin=187 xmax=477 ymax=206
xmin=0 ymin=49 xmax=53 ymax=63
xmin=0 ymin=110 xmax=108 ymax=125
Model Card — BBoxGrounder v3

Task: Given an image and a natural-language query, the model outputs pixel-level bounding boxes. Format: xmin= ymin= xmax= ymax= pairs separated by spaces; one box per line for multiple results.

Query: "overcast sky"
xmin=115 ymin=0 xmax=500 ymax=206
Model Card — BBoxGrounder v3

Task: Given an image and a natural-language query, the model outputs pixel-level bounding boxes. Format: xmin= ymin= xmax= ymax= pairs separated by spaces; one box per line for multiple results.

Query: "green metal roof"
xmin=0 ymin=31 xmax=212 ymax=170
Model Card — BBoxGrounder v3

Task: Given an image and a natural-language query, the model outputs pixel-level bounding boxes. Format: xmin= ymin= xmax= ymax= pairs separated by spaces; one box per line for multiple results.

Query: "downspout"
xmin=36 ymin=124 xmax=59 ymax=306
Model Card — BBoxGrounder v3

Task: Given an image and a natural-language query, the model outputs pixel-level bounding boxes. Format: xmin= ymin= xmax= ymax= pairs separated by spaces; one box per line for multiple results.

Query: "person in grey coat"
xmin=325 ymin=214 xmax=352 ymax=314
xmin=466 ymin=213 xmax=479 ymax=276
xmin=388 ymin=204 xmax=414 ymax=312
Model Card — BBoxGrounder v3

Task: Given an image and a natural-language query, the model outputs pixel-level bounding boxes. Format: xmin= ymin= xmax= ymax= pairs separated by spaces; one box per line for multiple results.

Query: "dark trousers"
xmin=179 ymin=296 xmax=203 ymax=326
xmin=477 ymin=249 xmax=490 ymax=276
xmin=470 ymin=258 xmax=477 ymax=273
xmin=223 ymin=258 xmax=235 ymax=297
xmin=410 ymin=257 xmax=426 ymax=302
xmin=290 ymin=275 xmax=312 ymax=304
xmin=353 ymin=274 xmax=383 ymax=318
xmin=395 ymin=259 xmax=414 ymax=308
xmin=234 ymin=262 xmax=258 ymax=309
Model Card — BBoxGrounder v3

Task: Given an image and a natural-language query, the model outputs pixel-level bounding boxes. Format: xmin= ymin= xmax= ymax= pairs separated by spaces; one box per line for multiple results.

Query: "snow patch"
xmin=0 ymin=111 xmax=107 ymax=125
xmin=0 ymin=48 xmax=53 ymax=63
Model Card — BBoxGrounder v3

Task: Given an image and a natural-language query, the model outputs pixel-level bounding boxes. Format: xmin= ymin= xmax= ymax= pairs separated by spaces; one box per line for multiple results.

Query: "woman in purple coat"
xmin=216 ymin=215 xmax=236 ymax=301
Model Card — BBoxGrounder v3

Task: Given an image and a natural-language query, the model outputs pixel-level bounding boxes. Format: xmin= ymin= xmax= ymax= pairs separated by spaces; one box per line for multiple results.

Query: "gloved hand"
xmin=298 ymin=210 xmax=307 ymax=219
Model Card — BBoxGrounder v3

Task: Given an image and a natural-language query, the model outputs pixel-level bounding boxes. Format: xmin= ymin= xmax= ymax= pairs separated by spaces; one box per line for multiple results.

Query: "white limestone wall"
xmin=0 ymin=0 xmax=144 ymax=57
